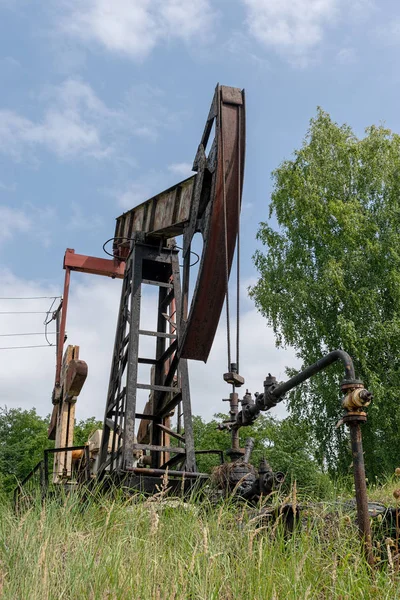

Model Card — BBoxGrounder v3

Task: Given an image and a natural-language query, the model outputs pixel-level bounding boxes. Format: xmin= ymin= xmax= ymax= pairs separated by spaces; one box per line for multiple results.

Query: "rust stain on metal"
xmin=64 ymin=248 xmax=125 ymax=279
xmin=345 ymin=413 xmax=375 ymax=567
xmin=114 ymin=177 xmax=194 ymax=241
xmin=112 ymin=85 xmax=245 ymax=364
xmin=179 ymin=85 xmax=245 ymax=361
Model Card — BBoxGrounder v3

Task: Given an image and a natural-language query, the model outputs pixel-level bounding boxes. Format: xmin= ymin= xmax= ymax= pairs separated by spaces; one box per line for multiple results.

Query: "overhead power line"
xmin=43 ymin=297 xmax=60 ymax=345
xmin=0 ymin=311 xmax=50 ymax=315
xmin=0 ymin=344 xmax=55 ymax=350
xmin=0 ymin=296 xmax=61 ymax=300
xmin=0 ymin=332 xmax=57 ymax=337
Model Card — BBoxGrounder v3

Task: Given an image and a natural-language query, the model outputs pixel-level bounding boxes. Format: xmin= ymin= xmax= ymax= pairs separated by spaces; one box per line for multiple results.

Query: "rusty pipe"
xmin=235 ymin=349 xmax=374 ymax=567
xmin=229 ymin=392 xmax=240 ymax=451
xmin=346 ymin=416 xmax=374 ymax=567
xmin=265 ymin=350 xmax=357 ymax=409
xmin=126 ymin=467 xmax=208 ymax=479
xmin=243 ymin=437 xmax=254 ymax=463
xmin=238 ymin=350 xmax=359 ymax=422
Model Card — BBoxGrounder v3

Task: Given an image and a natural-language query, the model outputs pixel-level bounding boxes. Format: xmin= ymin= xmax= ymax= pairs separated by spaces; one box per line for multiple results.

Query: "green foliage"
xmin=0 ymin=406 xmax=102 ymax=495
xmin=0 ymin=407 xmax=53 ymax=493
xmin=74 ymin=416 xmax=102 ymax=446
xmin=192 ymin=414 xmax=228 ymax=472
xmin=250 ymin=108 xmax=400 ymax=477
xmin=192 ymin=413 xmax=331 ymax=495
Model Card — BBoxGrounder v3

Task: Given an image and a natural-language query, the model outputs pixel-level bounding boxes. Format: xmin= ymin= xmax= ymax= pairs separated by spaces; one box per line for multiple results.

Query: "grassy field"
xmin=1 ymin=480 xmax=400 ymax=600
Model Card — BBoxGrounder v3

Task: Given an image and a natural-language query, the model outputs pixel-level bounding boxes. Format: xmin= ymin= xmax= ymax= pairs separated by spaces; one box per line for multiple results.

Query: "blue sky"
xmin=0 ymin=0 xmax=399 ymax=422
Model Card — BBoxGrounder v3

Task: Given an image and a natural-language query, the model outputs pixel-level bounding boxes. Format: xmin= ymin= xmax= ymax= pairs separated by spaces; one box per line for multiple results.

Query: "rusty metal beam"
xmin=63 ymin=248 xmax=125 ymax=279
xmin=179 ymin=85 xmax=246 ymax=361
xmin=51 ymin=249 xmax=123 ymax=435
xmin=114 ymin=177 xmax=195 ymax=245
xmin=113 ymin=84 xmax=246 ymax=363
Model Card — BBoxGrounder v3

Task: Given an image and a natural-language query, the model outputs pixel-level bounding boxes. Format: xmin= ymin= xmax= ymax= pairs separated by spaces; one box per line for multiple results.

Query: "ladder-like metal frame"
xmin=98 ymin=236 xmax=196 ymax=476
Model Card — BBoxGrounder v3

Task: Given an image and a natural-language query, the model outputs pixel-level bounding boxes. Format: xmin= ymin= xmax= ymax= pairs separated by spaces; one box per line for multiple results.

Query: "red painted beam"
xmin=63 ymin=248 xmax=125 ymax=279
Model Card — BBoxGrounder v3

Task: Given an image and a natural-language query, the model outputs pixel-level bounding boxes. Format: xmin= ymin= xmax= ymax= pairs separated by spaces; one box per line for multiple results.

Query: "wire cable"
xmin=236 ymin=106 xmax=241 ymax=375
xmin=220 ymin=96 xmax=232 ymax=372
xmin=43 ymin=297 xmax=58 ymax=346
xmin=0 ymin=296 xmax=61 ymax=300
xmin=0 ymin=311 xmax=49 ymax=315
xmin=0 ymin=344 xmax=55 ymax=350
xmin=44 ymin=299 xmax=62 ymax=325
xmin=172 ymin=245 xmax=200 ymax=268
xmin=0 ymin=332 xmax=56 ymax=337
xmin=102 ymin=237 xmax=132 ymax=260
xmin=103 ymin=237 xmax=200 ymax=268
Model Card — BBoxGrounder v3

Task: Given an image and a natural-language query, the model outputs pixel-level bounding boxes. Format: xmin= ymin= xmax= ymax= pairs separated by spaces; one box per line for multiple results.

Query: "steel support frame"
xmin=54 ymin=249 xmax=125 ymax=398
xmin=98 ymin=237 xmax=196 ymax=477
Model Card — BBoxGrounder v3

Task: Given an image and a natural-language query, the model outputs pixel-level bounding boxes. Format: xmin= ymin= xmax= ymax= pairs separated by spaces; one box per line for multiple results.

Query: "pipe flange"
xmin=342 ymin=412 xmax=367 ymax=424
xmin=226 ymin=448 xmax=245 ymax=460
xmin=340 ymin=380 xmax=364 ymax=392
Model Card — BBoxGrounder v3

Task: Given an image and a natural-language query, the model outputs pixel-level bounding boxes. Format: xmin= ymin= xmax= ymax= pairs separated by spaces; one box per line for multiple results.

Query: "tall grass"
xmin=1 ymin=482 xmax=400 ymax=600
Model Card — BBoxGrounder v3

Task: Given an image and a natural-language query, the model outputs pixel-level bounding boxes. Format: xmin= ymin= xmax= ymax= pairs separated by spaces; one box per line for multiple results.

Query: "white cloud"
xmin=0 ymin=78 xmax=119 ymax=161
xmin=118 ymin=181 xmax=155 ymax=210
xmin=349 ymin=0 xmax=375 ymax=19
xmin=0 ymin=206 xmax=31 ymax=242
xmin=23 ymin=203 xmax=58 ymax=249
xmin=60 ymin=0 xmax=214 ymax=60
xmin=0 ymin=268 xmax=298 ymax=430
xmin=0 ymin=78 xmax=188 ymax=164
xmin=115 ymin=166 xmax=185 ymax=210
xmin=336 ymin=47 xmax=357 ymax=64
xmin=242 ymin=0 xmax=338 ymax=65
xmin=168 ymin=162 xmax=194 ymax=178
xmin=67 ymin=203 xmax=104 ymax=232
xmin=124 ymin=83 xmax=187 ymax=142
xmin=376 ymin=19 xmax=400 ymax=46
xmin=0 ymin=181 xmax=16 ymax=192
xmin=159 ymin=0 xmax=215 ymax=41
xmin=0 ymin=56 xmax=21 ymax=71
xmin=225 ymin=31 xmax=271 ymax=70
xmin=0 ymin=203 xmax=58 ymax=249
xmin=190 ymin=301 xmax=298 ymax=422
xmin=61 ymin=0 xmax=158 ymax=60
xmin=0 ymin=270 xmax=61 ymax=420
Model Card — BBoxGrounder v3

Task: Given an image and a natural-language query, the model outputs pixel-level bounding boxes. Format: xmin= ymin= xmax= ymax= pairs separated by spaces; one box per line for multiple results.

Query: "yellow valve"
xmin=342 ymin=388 xmax=372 ymax=411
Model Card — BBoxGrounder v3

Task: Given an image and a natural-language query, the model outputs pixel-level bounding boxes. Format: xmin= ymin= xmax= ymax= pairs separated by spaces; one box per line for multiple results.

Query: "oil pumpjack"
xmin=15 ymin=84 xmax=377 ymax=564
xmin=45 ymin=84 xmax=249 ymax=493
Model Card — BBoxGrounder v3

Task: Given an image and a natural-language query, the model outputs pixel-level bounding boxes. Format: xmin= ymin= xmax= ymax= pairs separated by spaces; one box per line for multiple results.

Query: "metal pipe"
xmin=243 ymin=437 xmax=254 ymax=463
xmin=270 ymin=350 xmax=356 ymax=403
xmin=127 ymin=467 xmax=209 ymax=479
xmin=347 ymin=419 xmax=374 ymax=567
xmin=234 ymin=349 xmax=374 ymax=566
xmin=267 ymin=350 xmax=374 ymax=567
xmin=238 ymin=351 xmax=358 ymax=420
xmin=229 ymin=392 xmax=240 ymax=450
